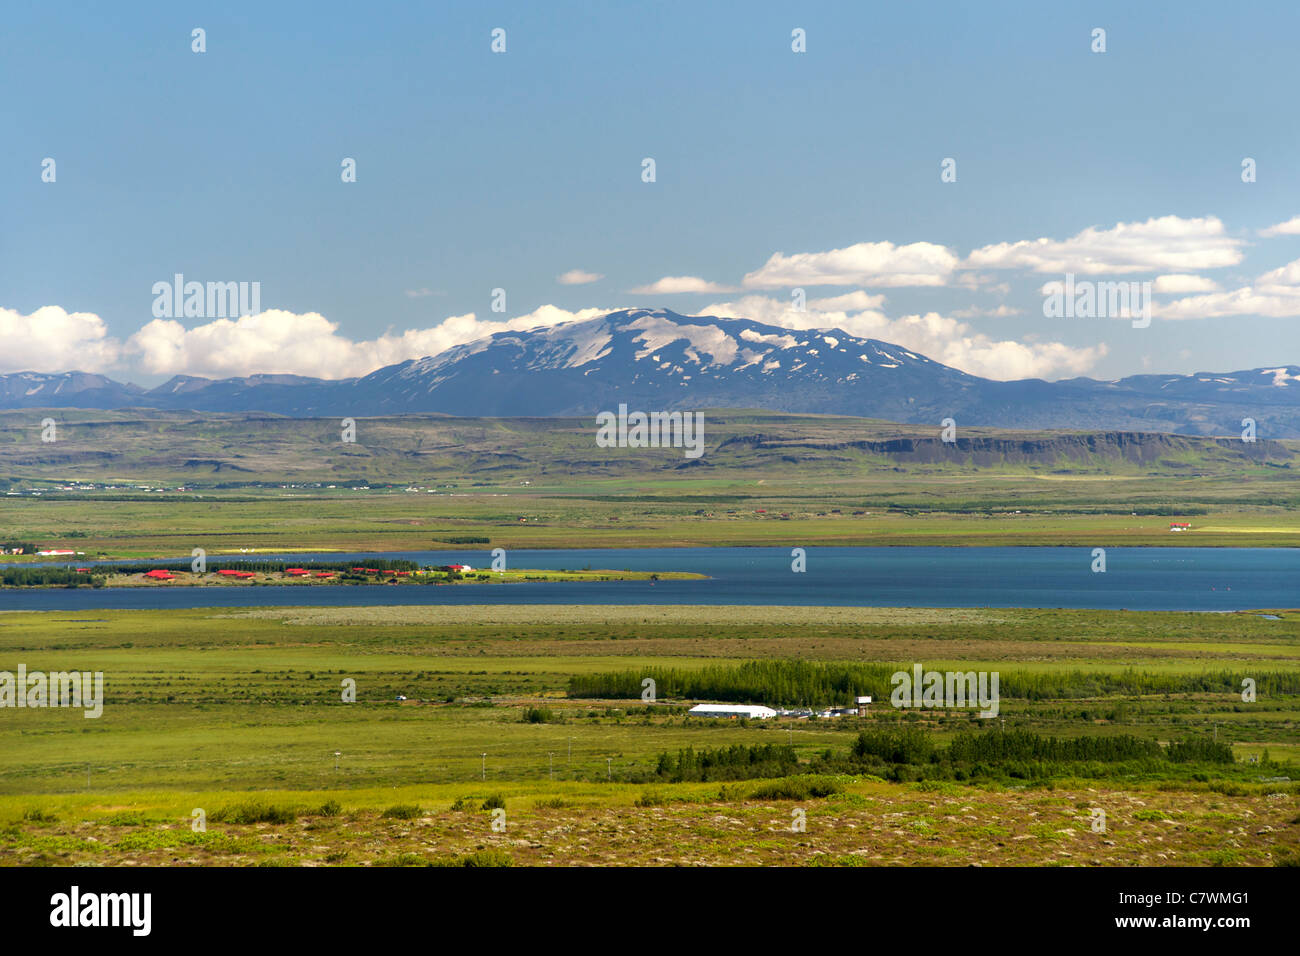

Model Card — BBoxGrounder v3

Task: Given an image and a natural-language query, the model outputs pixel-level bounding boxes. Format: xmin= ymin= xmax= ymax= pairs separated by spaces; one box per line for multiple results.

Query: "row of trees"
xmin=854 ymin=727 xmax=1235 ymax=767
xmin=569 ymin=659 xmax=1300 ymax=707
xmin=0 ymin=567 xmax=103 ymax=587
xmin=653 ymin=744 xmax=799 ymax=782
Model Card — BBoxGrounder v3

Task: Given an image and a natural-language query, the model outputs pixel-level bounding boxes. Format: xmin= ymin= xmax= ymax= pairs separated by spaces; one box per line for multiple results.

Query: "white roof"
xmin=688 ymin=703 xmax=777 ymax=718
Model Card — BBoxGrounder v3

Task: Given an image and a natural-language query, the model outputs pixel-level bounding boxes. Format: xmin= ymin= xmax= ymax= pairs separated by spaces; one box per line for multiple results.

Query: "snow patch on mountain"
xmin=628 ymin=314 xmax=740 ymax=365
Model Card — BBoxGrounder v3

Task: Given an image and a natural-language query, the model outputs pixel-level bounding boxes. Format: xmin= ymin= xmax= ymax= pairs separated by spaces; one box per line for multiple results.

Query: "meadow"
xmin=0 ymin=603 xmax=1296 ymax=866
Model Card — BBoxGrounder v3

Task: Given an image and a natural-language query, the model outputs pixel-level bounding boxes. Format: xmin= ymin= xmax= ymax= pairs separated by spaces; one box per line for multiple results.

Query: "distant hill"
xmin=4 ymin=309 xmax=1300 ymax=436
xmin=0 ymin=408 xmax=1292 ymax=486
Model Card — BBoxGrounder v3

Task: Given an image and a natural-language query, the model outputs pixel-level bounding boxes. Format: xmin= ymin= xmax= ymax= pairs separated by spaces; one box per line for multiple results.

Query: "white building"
xmin=687 ymin=703 xmax=777 ymax=720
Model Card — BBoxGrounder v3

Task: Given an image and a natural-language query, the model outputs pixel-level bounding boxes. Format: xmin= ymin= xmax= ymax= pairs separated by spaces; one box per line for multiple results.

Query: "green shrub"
xmin=429 ymin=848 xmax=513 ymax=867
xmin=746 ymin=775 xmax=843 ymax=801
xmin=211 ymin=802 xmax=298 ymax=825
xmin=533 ymin=797 xmax=572 ymax=809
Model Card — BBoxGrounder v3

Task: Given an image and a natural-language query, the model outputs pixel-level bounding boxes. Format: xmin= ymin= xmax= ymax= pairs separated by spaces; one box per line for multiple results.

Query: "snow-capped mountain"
xmin=348 ymin=309 xmax=986 ymax=419
xmin=3 ymin=309 xmax=1300 ymax=436
xmin=0 ymin=371 xmax=143 ymax=408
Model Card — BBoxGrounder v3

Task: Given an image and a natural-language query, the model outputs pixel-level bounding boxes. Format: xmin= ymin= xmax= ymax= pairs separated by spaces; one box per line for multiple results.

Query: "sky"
xmin=4 ymin=0 xmax=1300 ymax=386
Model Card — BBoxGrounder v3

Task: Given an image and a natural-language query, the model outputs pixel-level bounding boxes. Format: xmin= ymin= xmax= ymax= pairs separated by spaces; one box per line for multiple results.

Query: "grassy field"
xmin=1 ymin=604 xmax=1296 ymax=866
xmin=4 ymin=487 xmax=1300 ymax=559
xmin=3 ymin=408 xmax=1300 ymax=556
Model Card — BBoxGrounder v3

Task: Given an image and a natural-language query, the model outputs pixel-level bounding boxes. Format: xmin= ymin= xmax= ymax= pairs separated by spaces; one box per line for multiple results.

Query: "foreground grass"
xmin=3 ymin=779 xmax=1296 ymax=867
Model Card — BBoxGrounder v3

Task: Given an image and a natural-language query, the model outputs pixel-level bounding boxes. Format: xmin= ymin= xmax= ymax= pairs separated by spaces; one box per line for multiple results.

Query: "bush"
xmin=381 ymin=804 xmax=422 ymax=820
xmin=317 ymin=800 xmax=343 ymax=817
xmin=533 ymin=797 xmax=572 ymax=809
xmin=481 ymin=794 xmax=505 ymax=811
xmin=211 ymin=801 xmax=297 ymax=825
xmin=429 ymin=849 xmax=512 ymax=867
xmin=746 ymin=775 xmax=843 ymax=801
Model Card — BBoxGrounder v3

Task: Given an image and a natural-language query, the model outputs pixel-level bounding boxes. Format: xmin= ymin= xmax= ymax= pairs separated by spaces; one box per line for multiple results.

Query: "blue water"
xmin=1 ymin=547 xmax=1296 ymax=611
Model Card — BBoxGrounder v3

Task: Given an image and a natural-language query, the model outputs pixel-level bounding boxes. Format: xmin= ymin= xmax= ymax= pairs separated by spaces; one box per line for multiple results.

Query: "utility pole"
xmin=481 ymin=753 xmax=486 ymax=781
xmin=568 ymin=737 xmax=572 ymax=763
xmin=549 ymin=752 xmax=554 ymax=780
xmin=607 ymin=757 xmax=612 ymax=780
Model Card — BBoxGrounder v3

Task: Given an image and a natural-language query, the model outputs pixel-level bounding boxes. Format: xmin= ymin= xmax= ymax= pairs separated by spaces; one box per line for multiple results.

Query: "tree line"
xmin=569 ymin=659 xmax=1300 ymax=707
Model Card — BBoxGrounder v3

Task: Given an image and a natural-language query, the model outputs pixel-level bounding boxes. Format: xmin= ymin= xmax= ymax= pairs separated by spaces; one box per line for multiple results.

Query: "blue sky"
xmin=4 ymin=0 xmax=1300 ymax=385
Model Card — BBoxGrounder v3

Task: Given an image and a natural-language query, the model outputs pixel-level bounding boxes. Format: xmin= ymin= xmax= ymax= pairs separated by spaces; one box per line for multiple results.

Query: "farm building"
xmin=687 ymin=703 xmax=777 ymax=720
xmin=1169 ymin=522 xmax=1191 ymax=531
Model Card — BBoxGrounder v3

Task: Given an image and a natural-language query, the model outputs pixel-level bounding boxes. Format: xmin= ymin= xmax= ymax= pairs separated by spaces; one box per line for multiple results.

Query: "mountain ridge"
xmin=5 ymin=309 xmax=1300 ymax=436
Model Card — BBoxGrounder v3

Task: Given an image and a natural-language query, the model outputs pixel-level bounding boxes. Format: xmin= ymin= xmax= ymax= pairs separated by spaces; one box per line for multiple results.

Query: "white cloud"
xmin=404 ymin=288 xmax=440 ymax=298
xmin=0 ymin=306 xmax=121 ymax=374
xmin=1157 ymin=257 xmax=1300 ymax=319
xmin=1153 ymin=274 xmax=1220 ymax=293
xmin=807 ymin=290 xmax=888 ymax=312
xmin=702 ymin=294 xmax=1104 ymax=381
xmin=742 ymin=241 xmax=958 ymax=288
xmin=949 ymin=304 xmax=1023 ymax=318
xmin=627 ymin=275 xmax=737 ymax=295
xmin=557 ymin=269 xmax=604 ymax=285
xmin=966 ymin=215 xmax=1243 ymax=275
xmin=127 ymin=305 xmax=620 ymax=380
xmin=1260 ymin=216 xmax=1300 ymax=237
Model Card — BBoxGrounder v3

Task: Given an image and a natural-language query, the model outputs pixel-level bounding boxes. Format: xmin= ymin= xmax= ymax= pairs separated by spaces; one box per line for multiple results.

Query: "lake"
xmin=1 ymin=547 xmax=1296 ymax=611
